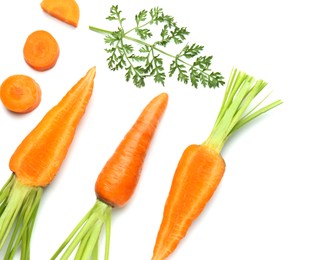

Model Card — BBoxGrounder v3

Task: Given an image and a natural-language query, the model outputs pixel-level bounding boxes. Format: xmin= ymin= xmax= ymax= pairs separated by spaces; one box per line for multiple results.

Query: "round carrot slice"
xmin=23 ymin=30 xmax=60 ymax=71
xmin=0 ymin=75 xmax=42 ymax=113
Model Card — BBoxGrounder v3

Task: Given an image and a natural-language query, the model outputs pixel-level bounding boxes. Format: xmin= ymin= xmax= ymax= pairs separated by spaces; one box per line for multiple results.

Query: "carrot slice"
xmin=40 ymin=0 xmax=80 ymax=27
xmin=23 ymin=30 xmax=60 ymax=71
xmin=0 ymin=74 xmax=41 ymax=113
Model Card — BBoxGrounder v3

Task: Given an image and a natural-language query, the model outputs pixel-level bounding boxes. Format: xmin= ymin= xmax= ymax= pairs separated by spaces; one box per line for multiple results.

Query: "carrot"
xmin=40 ymin=0 xmax=80 ymax=27
xmin=0 ymin=67 xmax=96 ymax=259
xmin=51 ymin=93 xmax=168 ymax=260
xmin=152 ymin=68 xmax=283 ymax=260
xmin=0 ymin=74 xmax=41 ymax=113
xmin=23 ymin=30 xmax=60 ymax=71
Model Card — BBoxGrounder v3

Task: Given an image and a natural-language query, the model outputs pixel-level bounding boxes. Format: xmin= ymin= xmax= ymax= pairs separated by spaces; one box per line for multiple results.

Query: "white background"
xmin=0 ymin=0 xmax=311 ymax=259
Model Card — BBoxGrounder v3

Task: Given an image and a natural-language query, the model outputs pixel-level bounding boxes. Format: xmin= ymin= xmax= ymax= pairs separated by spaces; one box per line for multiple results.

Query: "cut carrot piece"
xmin=0 ymin=75 xmax=41 ymax=113
xmin=23 ymin=30 xmax=60 ymax=71
xmin=40 ymin=0 xmax=80 ymax=27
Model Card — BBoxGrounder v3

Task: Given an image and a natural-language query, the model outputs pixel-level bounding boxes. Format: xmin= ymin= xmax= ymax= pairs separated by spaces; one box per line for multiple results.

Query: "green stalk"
xmin=4 ymin=187 xmax=42 ymax=259
xmin=203 ymin=68 xmax=282 ymax=152
xmin=0 ymin=174 xmax=43 ymax=259
xmin=79 ymin=221 xmax=103 ymax=259
xmin=89 ymin=26 xmax=197 ymax=69
xmin=51 ymin=199 xmax=112 ymax=260
xmin=104 ymin=208 xmax=112 ymax=260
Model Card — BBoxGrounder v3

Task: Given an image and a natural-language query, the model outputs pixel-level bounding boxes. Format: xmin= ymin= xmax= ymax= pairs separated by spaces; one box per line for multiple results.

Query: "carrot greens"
xmin=89 ymin=5 xmax=224 ymax=88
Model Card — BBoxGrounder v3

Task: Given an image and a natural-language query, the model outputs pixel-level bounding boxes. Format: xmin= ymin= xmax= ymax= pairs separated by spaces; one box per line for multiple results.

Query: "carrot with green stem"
xmin=0 ymin=67 xmax=96 ymax=259
xmin=152 ymin=68 xmax=282 ymax=260
xmin=51 ymin=92 xmax=168 ymax=260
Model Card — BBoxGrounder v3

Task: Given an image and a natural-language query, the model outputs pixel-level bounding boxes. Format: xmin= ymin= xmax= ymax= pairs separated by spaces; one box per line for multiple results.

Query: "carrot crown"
xmin=204 ymin=68 xmax=282 ymax=153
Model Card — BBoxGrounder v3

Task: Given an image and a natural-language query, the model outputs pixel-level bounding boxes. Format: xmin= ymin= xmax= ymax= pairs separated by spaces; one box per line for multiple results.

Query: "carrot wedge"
xmin=152 ymin=68 xmax=282 ymax=259
xmin=0 ymin=67 xmax=96 ymax=259
xmin=40 ymin=0 xmax=80 ymax=27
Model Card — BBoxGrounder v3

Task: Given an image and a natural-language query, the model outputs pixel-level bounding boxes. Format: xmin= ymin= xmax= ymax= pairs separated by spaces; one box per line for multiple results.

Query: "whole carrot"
xmin=0 ymin=67 xmax=96 ymax=259
xmin=51 ymin=93 xmax=168 ymax=260
xmin=152 ymin=68 xmax=282 ymax=260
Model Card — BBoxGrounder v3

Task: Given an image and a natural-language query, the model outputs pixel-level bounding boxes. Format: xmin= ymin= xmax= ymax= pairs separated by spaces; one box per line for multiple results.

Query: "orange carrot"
xmin=152 ymin=68 xmax=282 ymax=260
xmin=0 ymin=74 xmax=41 ymax=113
xmin=41 ymin=0 xmax=80 ymax=27
xmin=0 ymin=67 xmax=96 ymax=259
xmin=51 ymin=93 xmax=168 ymax=260
xmin=95 ymin=92 xmax=169 ymax=207
xmin=23 ymin=30 xmax=60 ymax=71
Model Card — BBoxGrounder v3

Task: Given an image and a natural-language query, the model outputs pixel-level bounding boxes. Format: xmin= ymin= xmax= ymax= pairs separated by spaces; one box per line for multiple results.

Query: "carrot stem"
xmin=51 ymin=200 xmax=112 ymax=260
xmin=0 ymin=175 xmax=42 ymax=258
xmin=80 ymin=221 xmax=103 ymax=259
xmin=203 ymin=68 xmax=282 ymax=152
xmin=0 ymin=175 xmax=14 ymax=204
xmin=91 ymin=237 xmax=99 ymax=260
xmin=104 ymin=209 xmax=111 ymax=260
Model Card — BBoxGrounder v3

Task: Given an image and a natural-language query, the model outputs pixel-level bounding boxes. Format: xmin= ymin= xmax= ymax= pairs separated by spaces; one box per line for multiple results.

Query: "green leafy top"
xmin=90 ymin=5 xmax=225 ymax=88
xmin=203 ymin=68 xmax=283 ymax=153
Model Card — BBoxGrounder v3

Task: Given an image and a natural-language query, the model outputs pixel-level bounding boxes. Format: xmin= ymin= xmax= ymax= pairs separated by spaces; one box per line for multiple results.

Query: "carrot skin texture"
xmin=95 ymin=93 xmax=168 ymax=208
xmin=152 ymin=144 xmax=225 ymax=260
xmin=9 ymin=67 xmax=96 ymax=187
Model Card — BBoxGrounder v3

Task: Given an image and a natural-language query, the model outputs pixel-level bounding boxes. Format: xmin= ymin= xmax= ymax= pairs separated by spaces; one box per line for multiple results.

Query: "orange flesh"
xmin=23 ymin=30 xmax=60 ymax=71
xmin=0 ymin=75 xmax=41 ymax=113
xmin=40 ymin=0 xmax=80 ymax=27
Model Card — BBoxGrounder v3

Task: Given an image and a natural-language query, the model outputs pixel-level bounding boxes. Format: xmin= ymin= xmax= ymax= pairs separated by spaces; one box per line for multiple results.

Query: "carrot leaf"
xmin=203 ymin=68 xmax=282 ymax=152
xmin=89 ymin=5 xmax=224 ymax=88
